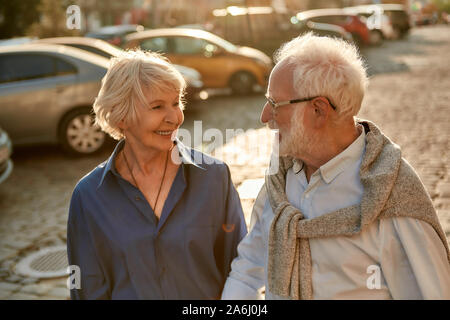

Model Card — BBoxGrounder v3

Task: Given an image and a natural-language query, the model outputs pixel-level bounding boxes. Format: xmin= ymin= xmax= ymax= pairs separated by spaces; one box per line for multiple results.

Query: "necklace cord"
xmin=123 ymin=148 xmax=169 ymax=214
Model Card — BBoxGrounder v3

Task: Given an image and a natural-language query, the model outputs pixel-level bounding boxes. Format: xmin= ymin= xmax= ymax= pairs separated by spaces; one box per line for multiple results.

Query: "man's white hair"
xmin=93 ymin=49 xmax=186 ymax=140
xmin=274 ymin=33 xmax=368 ymax=121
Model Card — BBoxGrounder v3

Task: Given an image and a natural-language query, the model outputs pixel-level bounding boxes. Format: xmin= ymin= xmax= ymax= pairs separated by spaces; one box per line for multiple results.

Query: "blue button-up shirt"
xmin=67 ymin=139 xmax=247 ymax=299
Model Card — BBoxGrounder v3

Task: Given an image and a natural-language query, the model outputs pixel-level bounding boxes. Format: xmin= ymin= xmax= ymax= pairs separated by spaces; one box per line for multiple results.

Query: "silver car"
xmin=0 ymin=126 xmax=13 ymax=184
xmin=0 ymin=43 xmax=109 ymax=155
xmin=33 ymin=37 xmax=204 ymax=98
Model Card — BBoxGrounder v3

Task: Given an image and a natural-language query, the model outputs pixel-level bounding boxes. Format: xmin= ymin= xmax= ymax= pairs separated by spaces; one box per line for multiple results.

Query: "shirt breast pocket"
xmin=184 ymin=225 xmax=217 ymax=258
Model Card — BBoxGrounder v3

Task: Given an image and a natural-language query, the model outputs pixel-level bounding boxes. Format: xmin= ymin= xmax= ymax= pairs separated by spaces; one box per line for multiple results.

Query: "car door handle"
xmin=55 ymin=86 xmax=66 ymax=93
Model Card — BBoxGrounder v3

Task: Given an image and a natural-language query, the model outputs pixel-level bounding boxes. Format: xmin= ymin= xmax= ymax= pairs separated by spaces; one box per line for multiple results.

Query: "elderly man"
xmin=221 ymin=33 xmax=450 ymax=300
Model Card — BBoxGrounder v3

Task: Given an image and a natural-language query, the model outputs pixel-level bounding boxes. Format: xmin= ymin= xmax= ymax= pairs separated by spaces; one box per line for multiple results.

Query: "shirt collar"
xmin=319 ymin=124 xmax=366 ymax=184
xmin=97 ymin=137 xmax=204 ymax=189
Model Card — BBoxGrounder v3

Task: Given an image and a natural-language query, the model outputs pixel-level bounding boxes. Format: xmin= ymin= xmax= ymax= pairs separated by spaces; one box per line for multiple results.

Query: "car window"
xmin=55 ymin=57 xmax=77 ymax=76
xmin=0 ymin=53 xmax=55 ymax=83
xmin=140 ymin=37 xmax=169 ymax=53
xmin=69 ymin=44 xmax=111 ymax=58
xmin=173 ymin=37 xmax=208 ymax=55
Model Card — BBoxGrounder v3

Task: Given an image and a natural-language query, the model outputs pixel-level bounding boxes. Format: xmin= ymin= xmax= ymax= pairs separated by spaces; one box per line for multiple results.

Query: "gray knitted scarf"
xmin=266 ymin=119 xmax=450 ymax=300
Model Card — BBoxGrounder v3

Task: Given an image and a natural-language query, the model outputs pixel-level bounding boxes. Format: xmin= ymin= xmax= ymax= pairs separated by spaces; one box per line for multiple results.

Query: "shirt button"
xmin=135 ymin=196 xmax=141 ymax=201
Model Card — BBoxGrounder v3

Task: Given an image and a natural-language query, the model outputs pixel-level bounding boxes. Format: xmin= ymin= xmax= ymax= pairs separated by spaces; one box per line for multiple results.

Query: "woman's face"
xmin=121 ymin=86 xmax=184 ymax=153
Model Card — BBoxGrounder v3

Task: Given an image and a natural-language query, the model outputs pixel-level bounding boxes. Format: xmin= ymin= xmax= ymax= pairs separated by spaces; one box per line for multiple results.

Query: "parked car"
xmin=295 ymin=8 xmax=371 ymax=46
xmin=85 ymin=24 xmax=145 ymax=46
xmin=0 ymin=127 xmax=13 ymax=184
xmin=378 ymin=4 xmax=411 ymax=38
xmin=347 ymin=4 xmax=410 ymax=39
xmin=210 ymin=6 xmax=353 ymax=57
xmin=0 ymin=37 xmax=34 ymax=46
xmin=125 ymin=28 xmax=273 ymax=95
xmin=344 ymin=5 xmax=395 ymax=43
xmin=0 ymin=44 xmax=109 ymax=156
xmin=33 ymin=37 xmax=204 ymax=99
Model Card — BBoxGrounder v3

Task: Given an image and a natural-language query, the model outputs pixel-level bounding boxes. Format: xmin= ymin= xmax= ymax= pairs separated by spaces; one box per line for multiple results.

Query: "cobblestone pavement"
xmin=0 ymin=25 xmax=449 ymax=299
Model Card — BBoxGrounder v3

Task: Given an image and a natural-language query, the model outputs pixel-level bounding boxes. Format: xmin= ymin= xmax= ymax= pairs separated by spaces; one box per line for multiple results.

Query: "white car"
xmin=345 ymin=5 xmax=395 ymax=43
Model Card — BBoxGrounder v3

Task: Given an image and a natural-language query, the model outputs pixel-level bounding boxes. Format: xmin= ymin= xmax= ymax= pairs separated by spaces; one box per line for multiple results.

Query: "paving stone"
xmin=20 ymin=277 xmax=39 ymax=285
xmin=4 ymin=239 xmax=32 ymax=250
xmin=0 ymin=248 xmax=17 ymax=262
xmin=46 ymin=287 xmax=70 ymax=299
xmin=20 ymin=283 xmax=52 ymax=296
xmin=4 ymin=275 xmax=23 ymax=283
xmin=437 ymin=184 xmax=450 ymax=198
xmin=0 ymin=290 xmax=14 ymax=299
xmin=8 ymin=292 xmax=40 ymax=300
xmin=0 ymin=281 xmax=21 ymax=292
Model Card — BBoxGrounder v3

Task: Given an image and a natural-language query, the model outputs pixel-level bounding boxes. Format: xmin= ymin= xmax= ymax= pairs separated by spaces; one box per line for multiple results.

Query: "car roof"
xmin=0 ymin=43 xmax=110 ymax=68
xmin=344 ymin=4 xmax=406 ymax=13
xmin=310 ymin=21 xmax=347 ymax=34
xmin=33 ymin=37 xmax=123 ymax=56
xmin=88 ymin=24 xmax=144 ymax=35
xmin=126 ymin=28 xmax=234 ymax=47
xmin=297 ymin=8 xmax=354 ymax=20
xmin=377 ymin=4 xmax=406 ymax=11
xmin=212 ymin=6 xmax=283 ymax=17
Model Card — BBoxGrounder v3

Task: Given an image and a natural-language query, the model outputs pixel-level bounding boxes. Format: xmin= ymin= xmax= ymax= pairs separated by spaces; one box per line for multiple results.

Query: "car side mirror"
xmin=204 ymin=44 xmax=223 ymax=58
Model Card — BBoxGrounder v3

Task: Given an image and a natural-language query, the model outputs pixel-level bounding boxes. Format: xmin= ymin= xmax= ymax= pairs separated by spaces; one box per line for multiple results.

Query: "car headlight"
xmin=252 ymin=57 xmax=270 ymax=68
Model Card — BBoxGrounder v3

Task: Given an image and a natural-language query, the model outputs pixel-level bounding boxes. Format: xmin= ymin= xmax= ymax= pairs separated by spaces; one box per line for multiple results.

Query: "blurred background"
xmin=0 ymin=0 xmax=449 ymax=300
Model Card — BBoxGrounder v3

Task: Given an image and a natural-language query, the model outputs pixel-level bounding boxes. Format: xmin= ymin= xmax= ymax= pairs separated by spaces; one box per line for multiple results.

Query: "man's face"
xmin=261 ymin=62 xmax=314 ymax=158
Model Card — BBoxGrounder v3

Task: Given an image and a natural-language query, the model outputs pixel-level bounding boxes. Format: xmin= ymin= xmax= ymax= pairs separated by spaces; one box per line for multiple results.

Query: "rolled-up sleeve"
xmin=221 ymin=187 xmax=267 ymax=300
xmin=67 ymin=188 xmax=110 ymax=300
xmin=380 ymin=216 xmax=450 ymax=299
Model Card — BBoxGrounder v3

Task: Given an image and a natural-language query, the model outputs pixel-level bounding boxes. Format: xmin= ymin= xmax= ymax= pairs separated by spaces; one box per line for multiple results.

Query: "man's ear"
xmin=311 ymin=97 xmax=331 ymax=128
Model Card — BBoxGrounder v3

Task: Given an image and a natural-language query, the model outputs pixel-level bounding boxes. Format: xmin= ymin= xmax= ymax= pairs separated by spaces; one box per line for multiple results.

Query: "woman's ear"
xmin=117 ymin=118 xmax=128 ymax=130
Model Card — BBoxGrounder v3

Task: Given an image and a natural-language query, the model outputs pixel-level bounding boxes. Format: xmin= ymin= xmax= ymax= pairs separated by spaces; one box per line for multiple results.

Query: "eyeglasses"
xmin=265 ymin=95 xmax=337 ymax=111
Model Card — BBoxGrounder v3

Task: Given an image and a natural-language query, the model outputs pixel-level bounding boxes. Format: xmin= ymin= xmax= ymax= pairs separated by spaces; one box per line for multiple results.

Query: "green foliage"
xmin=0 ymin=0 xmax=41 ymax=39
xmin=27 ymin=0 xmax=80 ymax=38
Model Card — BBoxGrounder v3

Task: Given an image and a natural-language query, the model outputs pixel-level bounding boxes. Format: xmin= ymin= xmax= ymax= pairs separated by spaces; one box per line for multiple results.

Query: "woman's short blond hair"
xmin=93 ymin=49 xmax=186 ymax=140
xmin=274 ymin=33 xmax=368 ymax=121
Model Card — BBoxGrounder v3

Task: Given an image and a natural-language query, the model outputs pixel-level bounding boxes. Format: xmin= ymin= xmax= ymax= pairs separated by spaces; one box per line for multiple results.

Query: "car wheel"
xmin=369 ymin=30 xmax=383 ymax=46
xmin=230 ymin=71 xmax=255 ymax=95
xmin=59 ymin=107 xmax=107 ymax=156
xmin=392 ymin=26 xmax=401 ymax=40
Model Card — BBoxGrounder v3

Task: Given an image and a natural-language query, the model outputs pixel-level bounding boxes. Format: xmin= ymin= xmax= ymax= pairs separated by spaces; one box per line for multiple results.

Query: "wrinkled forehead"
xmin=268 ymin=60 xmax=296 ymax=99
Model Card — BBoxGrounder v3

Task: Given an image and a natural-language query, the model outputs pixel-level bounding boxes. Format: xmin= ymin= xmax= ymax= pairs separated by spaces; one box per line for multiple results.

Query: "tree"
xmin=27 ymin=0 xmax=80 ymax=38
xmin=0 ymin=0 xmax=41 ymax=39
xmin=432 ymin=0 xmax=450 ymax=13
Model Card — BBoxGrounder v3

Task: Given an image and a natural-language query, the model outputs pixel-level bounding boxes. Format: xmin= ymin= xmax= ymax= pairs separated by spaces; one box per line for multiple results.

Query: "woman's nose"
xmin=165 ymin=106 xmax=180 ymax=125
xmin=260 ymin=102 xmax=273 ymax=124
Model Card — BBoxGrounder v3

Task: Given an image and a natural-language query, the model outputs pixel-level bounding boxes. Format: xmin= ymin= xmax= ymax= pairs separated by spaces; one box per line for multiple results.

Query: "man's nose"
xmin=260 ymin=102 xmax=273 ymax=124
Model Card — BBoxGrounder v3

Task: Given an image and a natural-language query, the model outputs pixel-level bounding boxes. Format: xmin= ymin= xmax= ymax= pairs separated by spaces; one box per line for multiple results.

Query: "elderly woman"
xmin=67 ymin=50 xmax=247 ymax=299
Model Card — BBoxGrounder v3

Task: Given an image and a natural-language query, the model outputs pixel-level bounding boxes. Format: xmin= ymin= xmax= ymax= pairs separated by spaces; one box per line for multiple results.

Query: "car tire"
xmin=58 ymin=107 xmax=107 ymax=156
xmin=230 ymin=71 xmax=255 ymax=95
xmin=392 ymin=26 xmax=402 ymax=40
xmin=369 ymin=30 xmax=383 ymax=46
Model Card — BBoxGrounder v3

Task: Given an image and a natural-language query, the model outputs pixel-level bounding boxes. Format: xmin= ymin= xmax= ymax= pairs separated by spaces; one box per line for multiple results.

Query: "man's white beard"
xmin=279 ymin=109 xmax=320 ymax=159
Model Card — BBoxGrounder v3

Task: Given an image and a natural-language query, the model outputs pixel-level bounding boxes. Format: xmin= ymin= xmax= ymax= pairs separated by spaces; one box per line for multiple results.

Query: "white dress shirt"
xmin=222 ymin=125 xmax=450 ymax=299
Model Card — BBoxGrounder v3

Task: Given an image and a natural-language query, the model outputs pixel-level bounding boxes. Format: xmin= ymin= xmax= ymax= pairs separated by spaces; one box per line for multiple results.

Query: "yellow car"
xmin=125 ymin=28 xmax=272 ymax=95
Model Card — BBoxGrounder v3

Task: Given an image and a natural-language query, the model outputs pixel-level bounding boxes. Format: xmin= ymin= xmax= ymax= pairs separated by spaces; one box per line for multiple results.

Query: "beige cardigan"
xmin=265 ymin=119 xmax=450 ymax=300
